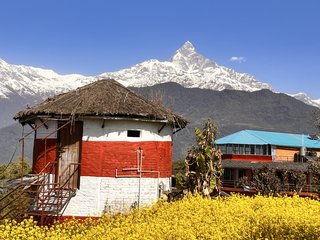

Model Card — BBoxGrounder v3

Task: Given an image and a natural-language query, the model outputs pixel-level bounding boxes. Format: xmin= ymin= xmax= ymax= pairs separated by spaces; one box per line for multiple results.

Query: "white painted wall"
xmin=35 ymin=119 xmax=57 ymax=139
xmin=62 ymin=176 xmax=171 ymax=216
xmin=82 ymin=119 xmax=173 ymax=142
xmin=34 ymin=118 xmax=173 ymax=142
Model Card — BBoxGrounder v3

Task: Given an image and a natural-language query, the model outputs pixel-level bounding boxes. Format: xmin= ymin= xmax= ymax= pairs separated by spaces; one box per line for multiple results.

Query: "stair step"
xmin=27 ymin=211 xmax=56 ymax=216
xmin=37 ymin=195 xmax=70 ymax=198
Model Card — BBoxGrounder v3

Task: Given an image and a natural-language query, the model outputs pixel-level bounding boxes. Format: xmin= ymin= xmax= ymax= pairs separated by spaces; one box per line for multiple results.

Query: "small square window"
xmin=127 ymin=130 xmax=141 ymax=138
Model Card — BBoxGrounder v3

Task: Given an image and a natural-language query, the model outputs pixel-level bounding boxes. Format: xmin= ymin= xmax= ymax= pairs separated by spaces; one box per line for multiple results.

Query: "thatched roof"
xmin=14 ymin=79 xmax=187 ymax=128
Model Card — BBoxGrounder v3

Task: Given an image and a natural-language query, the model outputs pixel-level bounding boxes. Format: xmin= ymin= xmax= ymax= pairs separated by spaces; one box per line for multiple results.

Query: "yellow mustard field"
xmin=1 ymin=194 xmax=320 ymax=240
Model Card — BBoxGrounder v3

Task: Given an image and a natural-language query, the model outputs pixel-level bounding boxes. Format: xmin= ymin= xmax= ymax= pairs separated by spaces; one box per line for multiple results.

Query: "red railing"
xmin=0 ymin=162 xmax=80 ymax=224
xmin=28 ymin=162 xmax=80 ymax=223
xmin=0 ymin=161 xmax=56 ymax=221
xmin=0 ymin=184 xmax=30 ymax=220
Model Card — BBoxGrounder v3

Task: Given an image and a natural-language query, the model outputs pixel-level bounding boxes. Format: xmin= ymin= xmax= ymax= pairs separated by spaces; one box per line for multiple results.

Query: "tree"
xmin=0 ymin=158 xmax=31 ymax=181
xmin=184 ymin=119 xmax=223 ymax=196
xmin=308 ymin=160 xmax=320 ymax=193
xmin=286 ymin=169 xmax=307 ymax=193
xmin=237 ymin=167 xmax=308 ymax=196
xmin=251 ymin=166 xmax=282 ymax=196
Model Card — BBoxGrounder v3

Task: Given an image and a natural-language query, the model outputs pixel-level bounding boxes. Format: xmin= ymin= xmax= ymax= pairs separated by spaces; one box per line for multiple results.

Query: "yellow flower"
xmin=1 ymin=194 xmax=320 ymax=239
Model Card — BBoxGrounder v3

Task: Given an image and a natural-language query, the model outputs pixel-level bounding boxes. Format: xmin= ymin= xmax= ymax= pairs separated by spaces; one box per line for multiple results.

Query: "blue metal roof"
xmin=216 ymin=130 xmax=320 ymax=149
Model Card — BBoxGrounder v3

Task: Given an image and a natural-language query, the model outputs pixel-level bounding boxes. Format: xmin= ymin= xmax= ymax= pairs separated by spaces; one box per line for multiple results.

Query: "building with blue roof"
xmin=216 ymin=130 xmax=320 ymax=196
xmin=217 ymin=130 xmax=320 ymax=149
xmin=217 ymin=130 xmax=320 ymax=162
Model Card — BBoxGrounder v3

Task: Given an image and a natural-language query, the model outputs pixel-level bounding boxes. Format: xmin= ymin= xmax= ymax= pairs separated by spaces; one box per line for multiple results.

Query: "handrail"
xmin=274 ymin=156 xmax=295 ymax=162
xmin=0 ymin=161 xmax=80 ymax=222
xmin=56 ymin=163 xmax=80 ymax=216
xmin=0 ymin=185 xmax=25 ymax=213
xmin=30 ymin=161 xmax=57 ymax=211
xmin=0 ymin=191 xmax=27 ymax=219
xmin=279 ymin=183 xmax=320 ymax=193
xmin=222 ymin=180 xmax=320 ymax=194
xmin=18 ymin=118 xmax=50 ymax=142
xmin=0 ymin=183 xmax=25 ymax=203
xmin=42 ymin=121 xmax=71 ymax=141
xmin=38 ymin=161 xmax=57 ymax=175
xmin=0 ymin=183 xmax=31 ymax=220
xmin=30 ymin=162 xmax=80 ymax=215
xmin=59 ymin=163 xmax=80 ymax=189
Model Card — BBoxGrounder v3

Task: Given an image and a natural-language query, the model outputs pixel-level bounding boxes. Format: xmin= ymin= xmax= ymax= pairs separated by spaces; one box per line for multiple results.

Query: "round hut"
xmin=14 ymin=79 xmax=187 ymax=219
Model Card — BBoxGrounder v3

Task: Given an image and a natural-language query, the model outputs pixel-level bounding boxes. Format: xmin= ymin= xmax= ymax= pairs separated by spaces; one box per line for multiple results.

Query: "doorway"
xmin=57 ymin=121 xmax=83 ymax=189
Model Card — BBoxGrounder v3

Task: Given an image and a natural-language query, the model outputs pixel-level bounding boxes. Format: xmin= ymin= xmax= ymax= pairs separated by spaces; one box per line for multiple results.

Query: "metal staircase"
xmin=0 ymin=161 xmax=79 ymax=225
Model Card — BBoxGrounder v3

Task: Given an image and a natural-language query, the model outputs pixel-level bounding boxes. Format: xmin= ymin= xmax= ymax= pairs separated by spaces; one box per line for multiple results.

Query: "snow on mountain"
xmin=0 ymin=41 xmax=319 ymax=115
xmin=314 ymin=99 xmax=320 ymax=105
xmin=100 ymin=41 xmax=272 ymax=92
xmin=0 ymin=58 xmax=94 ymax=99
xmin=290 ymin=92 xmax=320 ymax=108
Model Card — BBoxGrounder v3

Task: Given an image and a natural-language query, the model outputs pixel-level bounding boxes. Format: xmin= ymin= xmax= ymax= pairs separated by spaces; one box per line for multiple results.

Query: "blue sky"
xmin=1 ymin=0 xmax=320 ymax=99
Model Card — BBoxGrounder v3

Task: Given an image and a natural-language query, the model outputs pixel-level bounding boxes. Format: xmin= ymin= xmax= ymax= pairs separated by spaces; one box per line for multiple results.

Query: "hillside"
xmin=131 ymin=83 xmax=320 ymax=160
xmin=1 ymin=82 xmax=318 ymax=164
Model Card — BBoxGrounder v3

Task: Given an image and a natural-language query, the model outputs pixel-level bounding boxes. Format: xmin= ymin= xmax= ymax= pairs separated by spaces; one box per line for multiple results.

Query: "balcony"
xmin=222 ymin=180 xmax=320 ymax=196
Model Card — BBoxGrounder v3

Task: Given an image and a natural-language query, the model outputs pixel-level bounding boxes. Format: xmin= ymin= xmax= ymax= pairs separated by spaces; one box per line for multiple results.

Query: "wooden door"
xmin=57 ymin=121 xmax=83 ymax=189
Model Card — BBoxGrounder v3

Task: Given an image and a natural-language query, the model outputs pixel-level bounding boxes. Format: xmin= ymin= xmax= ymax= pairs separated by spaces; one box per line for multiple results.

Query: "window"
xmin=239 ymin=144 xmax=244 ymax=154
xmin=245 ymin=145 xmax=250 ymax=155
xmin=219 ymin=145 xmax=226 ymax=154
xmin=226 ymin=144 xmax=233 ymax=154
xmin=256 ymin=145 xmax=262 ymax=155
xmin=262 ymin=145 xmax=267 ymax=155
xmin=233 ymin=144 xmax=239 ymax=154
xmin=268 ymin=145 xmax=272 ymax=155
xmin=250 ymin=145 xmax=255 ymax=155
xmin=238 ymin=169 xmax=245 ymax=179
xmin=127 ymin=130 xmax=141 ymax=138
xmin=223 ymin=168 xmax=234 ymax=181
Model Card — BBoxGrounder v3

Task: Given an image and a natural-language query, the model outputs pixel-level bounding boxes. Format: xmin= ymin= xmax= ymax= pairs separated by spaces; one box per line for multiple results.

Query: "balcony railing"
xmin=222 ymin=153 xmax=312 ymax=163
xmin=222 ymin=180 xmax=320 ymax=194
xmin=274 ymin=155 xmax=309 ymax=162
xmin=274 ymin=156 xmax=294 ymax=162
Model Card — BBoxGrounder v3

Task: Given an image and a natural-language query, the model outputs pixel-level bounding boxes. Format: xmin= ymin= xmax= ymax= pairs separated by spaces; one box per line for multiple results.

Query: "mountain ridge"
xmin=101 ymin=41 xmax=272 ymax=92
xmin=2 ymin=82 xmax=318 ymax=164
xmin=0 ymin=41 xmax=319 ymax=129
xmin=289 ymin=92 xmax=320 ymax=108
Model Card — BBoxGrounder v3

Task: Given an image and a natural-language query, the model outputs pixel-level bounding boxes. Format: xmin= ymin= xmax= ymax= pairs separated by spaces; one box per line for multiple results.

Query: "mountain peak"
xmin=170 ymin=41 xmax=216 ymax=71
xmin=99 ymin=41 xmax=272 ymax=92
xmin=0 ymin=58 xmax=8 ymax=65
xmin=289 ymin=92 xmax=320 ymax=108
xmin=173 ymin=41 xmax=196 ymax=59
xmin=179 ymin=41 xmax=195 ymax=52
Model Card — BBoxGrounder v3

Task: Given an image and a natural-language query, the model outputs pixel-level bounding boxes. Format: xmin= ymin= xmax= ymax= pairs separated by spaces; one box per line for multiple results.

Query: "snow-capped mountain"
xmin=315 ymin=99 xmax=320 ymax=106
xmin=100 ymin=41 xmax=272 ymax=92
xmin=289 ymin=93 xmax=320 ymax=108
xmin=0 ymin=40 xmax=273 ymax=106
xmin=0 ymin=58 xmax=94 ymax=99
xmin=0 ymin=41 xmax=319 ymax=129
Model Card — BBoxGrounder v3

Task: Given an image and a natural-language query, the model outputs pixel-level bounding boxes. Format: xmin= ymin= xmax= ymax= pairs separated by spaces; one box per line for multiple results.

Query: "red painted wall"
xmin=222 ymin=154 xmax=272 ymax=162
xmin=81 ymin=141 xmax=172 ymax=178
xmin=33 ymin=138 xmax=172 ymax=178
xmin=33 ymin=139 xmax=57 ymax=174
